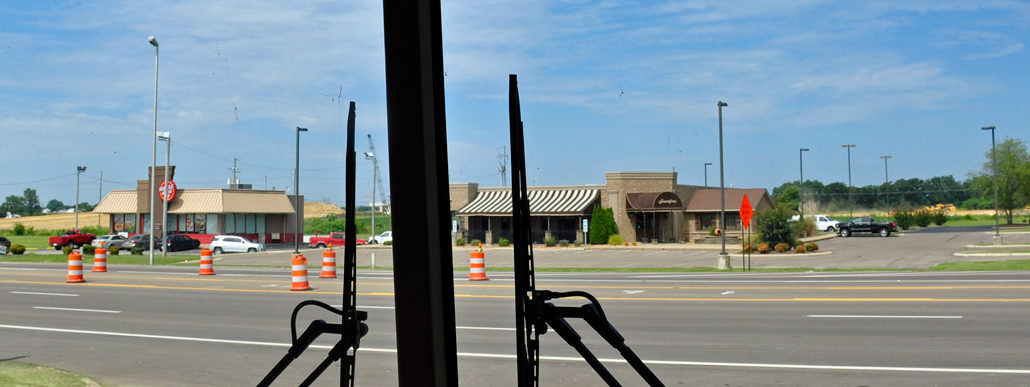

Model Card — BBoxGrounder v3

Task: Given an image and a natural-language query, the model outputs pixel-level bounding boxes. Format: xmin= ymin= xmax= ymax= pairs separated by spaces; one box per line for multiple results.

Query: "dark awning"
xmin=625 ymin=192 xmax=683 ymax=212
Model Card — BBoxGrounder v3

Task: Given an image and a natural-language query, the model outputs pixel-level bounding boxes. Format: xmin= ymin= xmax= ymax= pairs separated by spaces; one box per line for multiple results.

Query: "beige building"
xmin=451 ymin=171 xmax=774 ymax=245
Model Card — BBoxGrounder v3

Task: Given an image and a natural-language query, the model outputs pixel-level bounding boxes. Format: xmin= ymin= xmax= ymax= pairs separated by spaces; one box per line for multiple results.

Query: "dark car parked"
xmin=136 ymin=235 xmax=199 ymax=252
xmin=0 ymin=236 xmax=11 ymax=250
xmin=838 ymin=216 xmax=898 ymax=237
xmin=123 ymin=234 xmax=149 ymax=249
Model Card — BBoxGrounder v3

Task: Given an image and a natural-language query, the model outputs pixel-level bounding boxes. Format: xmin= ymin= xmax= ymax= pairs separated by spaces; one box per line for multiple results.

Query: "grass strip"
xmin=931 ymin=260 xmax=1030 ymax=271
xmin=0 ymin=361 xmax=102 ymax=387
xmin=0 ymin=254 xmax=198 ymax=265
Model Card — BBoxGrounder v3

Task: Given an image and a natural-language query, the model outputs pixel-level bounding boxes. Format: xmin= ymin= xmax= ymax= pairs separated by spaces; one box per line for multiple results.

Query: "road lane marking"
xmin=807 ymin=315 xmax=962 ymax=319
xmin=456 ymin=326 xmax=516 ymax=331
xmin=641 ymin=251 xmax=667 ymax=257
xmin=11 ymin=291 xmax=79 ymax=297
xmin=1 ymin=324 xmax=1028 ymax=375
xmin=33 ymin=307 xmax=120 ymax=313
xmin=721 ymin=291 xmax=735 ymax=295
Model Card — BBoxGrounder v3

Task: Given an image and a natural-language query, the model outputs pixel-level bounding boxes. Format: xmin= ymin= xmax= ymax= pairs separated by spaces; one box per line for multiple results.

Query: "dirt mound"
xmin=305 ymin=202 xmax=344 ymax=218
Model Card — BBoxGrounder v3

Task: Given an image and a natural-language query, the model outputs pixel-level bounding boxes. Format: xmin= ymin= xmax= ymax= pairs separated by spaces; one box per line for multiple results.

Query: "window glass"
xmin=225 ymin=213 xmax=236 ymax=233
xmin=237 ymin=214 xmax=246 ymax=233
xmin=207 ymin=215 xmax=218 ymax=234
xmin=194 ymin=214 xmax=206 ymax=234
xmin=725 ymin=213 xmax=741 ymax=230
xmin=142 ymin=214 xmax=151 ymax=234
xmin=246 ymin=214 xmax=256 ymax=233
xmin=698 ymin=214 xmax=714 ymax=230
xmin=178 ymin=214 xmax=186 ymax=233
xmin=125 ymin=214 xmax=136 ymax=233
xmin=257 ymin=215 xmax=265 ymax=233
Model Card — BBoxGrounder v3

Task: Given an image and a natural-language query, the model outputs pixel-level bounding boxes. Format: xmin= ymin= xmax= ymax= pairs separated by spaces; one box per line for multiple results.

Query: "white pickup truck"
xmin=367 ymin=231 xmax=393 ymax=245
xmin=790 ymin=214 xmax=841 ymax=232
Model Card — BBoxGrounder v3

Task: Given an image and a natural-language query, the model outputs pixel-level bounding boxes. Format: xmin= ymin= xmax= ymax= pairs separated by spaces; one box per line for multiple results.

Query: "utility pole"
xmin=228 ymin=158 xmax=241 ymax=187
xmin=98 ymin=171 xmax=104 ymax=226
xmin=497 ymin=146 xmax=508 ymax=186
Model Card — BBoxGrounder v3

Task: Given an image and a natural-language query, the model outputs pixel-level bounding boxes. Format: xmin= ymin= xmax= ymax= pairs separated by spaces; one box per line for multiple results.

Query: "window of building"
xmin=225 ymin=213 xmax=236 ymax=233
xmin=207 ymin=215 xmax=218 ymax=234
xmin=725 ymin=213 xmax=741 ymax=230
xmin=697 ymin=213 xmax=714 ymax=230
xmin=246 ymin=214 xmax=256 ymax=233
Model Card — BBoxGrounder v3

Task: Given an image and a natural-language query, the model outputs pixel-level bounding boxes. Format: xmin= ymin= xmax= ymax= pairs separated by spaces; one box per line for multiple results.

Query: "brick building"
xmin=450 ymin=171 xmax=774 ymax=245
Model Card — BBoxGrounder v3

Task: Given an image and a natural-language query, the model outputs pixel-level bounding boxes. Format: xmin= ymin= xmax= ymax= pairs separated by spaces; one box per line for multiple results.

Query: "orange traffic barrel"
xmin=67 ymin=251 xmax=85 ymax=283
xmin=469 ymin=246 xmax=487 ymax=281
xmin=291 ymin=255 xmax=312 ymax=291
xmin=92 ymin=247 xmax=108 ymax=273
xmin=320 ymin=249 xmax=337 ymax=278
xmin=199 ymin=249 xmax=215 ymax=275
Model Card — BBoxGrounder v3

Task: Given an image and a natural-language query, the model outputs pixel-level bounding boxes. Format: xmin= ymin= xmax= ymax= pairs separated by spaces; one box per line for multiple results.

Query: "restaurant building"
xmin=92 ymin=166 xmax=303 ymax=245
xmin=451 ymin=171 xmax=774 ymax=245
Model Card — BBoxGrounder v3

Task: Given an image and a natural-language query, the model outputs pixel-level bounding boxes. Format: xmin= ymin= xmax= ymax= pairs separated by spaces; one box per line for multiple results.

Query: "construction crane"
xmin=365 ymin=135 xmax=390 ymax=242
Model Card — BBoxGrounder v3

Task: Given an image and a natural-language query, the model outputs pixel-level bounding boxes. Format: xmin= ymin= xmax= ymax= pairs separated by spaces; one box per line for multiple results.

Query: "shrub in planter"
xmin=10 ymin=244 xmax=26 ymax=254
xmin=108 ymin=245 xmax=120 ymax=255
xmin=498 ymin=238 xmax=510 ymax=247
xmin=932 ymin=210 xmax=948 ymax=226
xmin=131 ymin=248 xmax=144 ymax=255
xmin=608 ymin=235 xmax=623 ymax=246
xmin=558 ymin=239 xmax=569 ymax=247
xmin=758 ymin=244 xmax=770 ymax=254
xmin=805 ymin=242 xmax=819 ymax=251
xmin=573 ymin=240 xmax=582 ymax=247
xmin=774 ymin=243 xmax=788 ymax=253
xmin=742 ymin=244 xmax=753 ymax=253
xmin=471 ymin=239 xmax=482 ymax=247
xmin=82 ymin=245 xmax=96 ymax=255
xmin=455 ymin=238 xmax=466 ymax=246
xmin=62 ymin=246 xmax=73 ymax=255
xmin=383 ymin=241 xmax=392 ymax=245
xmin=893 ymin=208 xmax=915 ymax=230
xmin=544 ymin=237 xmax=557 ymax=247
xmin=795 ymin=244 xmax=806 ymax=253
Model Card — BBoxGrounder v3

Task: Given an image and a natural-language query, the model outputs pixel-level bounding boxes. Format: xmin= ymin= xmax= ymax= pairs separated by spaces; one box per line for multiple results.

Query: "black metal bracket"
xmin=257 ymin=301 xmax=368 ymax=387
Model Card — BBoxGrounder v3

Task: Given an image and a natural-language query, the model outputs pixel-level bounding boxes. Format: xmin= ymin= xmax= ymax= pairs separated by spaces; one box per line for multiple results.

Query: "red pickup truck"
xmin=49 ymin=230 xmax=97 ymax=250
xmin=308 ymin=232 xmax=366 ymax=248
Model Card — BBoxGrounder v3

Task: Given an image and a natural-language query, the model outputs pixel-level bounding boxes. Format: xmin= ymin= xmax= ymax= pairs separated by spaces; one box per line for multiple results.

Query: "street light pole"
xmin=365 ymin=151 xmax=377 ymax=243
xmin=704 ymin=162 xmax=712 ymax=187
xmin=880 ymin=155 xmax=892 ymax=214
xmin=982 ymin=126 xmax=1001 ymax=243
xmin=148 ymin=36 xmax=159 ymax=266
xmin=295 ymin=127 xmax=308 ymax=254
xmin=842 ymin=144 xmax=855 ymax=219
xmin=75 ymin=166 xmax=87 ymax=230
xmin=717 ymin=101 xmax=729 ymax=270
xmin=159 ymin=132 xmax=171 ymax=257
xmin=799 ymin=148 xmax=809 ymax=219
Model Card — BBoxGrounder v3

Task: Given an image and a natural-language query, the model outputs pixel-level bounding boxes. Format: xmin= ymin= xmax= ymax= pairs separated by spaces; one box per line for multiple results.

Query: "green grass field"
xmin=0 ymin=361 xmax=102 ymax=387
xmin=931 ymin=260 xmax=1030 ymax=271
xmin=2 ymin=235 xmax=54 ymax=250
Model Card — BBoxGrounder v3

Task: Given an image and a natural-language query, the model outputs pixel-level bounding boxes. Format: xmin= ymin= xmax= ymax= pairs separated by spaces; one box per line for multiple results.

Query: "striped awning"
xmin=458 ymin=189 xmax=600 ymax=216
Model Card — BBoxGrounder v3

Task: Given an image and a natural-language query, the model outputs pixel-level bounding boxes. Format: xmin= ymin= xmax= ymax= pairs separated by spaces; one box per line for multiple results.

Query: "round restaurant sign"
xmin=159 ymin=180 xmax=177 ymax=202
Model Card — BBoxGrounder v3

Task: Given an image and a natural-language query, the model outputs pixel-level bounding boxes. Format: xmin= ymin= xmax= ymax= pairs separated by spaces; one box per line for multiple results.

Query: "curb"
xmin=954 ymin=252 xmax=1030 ymax=257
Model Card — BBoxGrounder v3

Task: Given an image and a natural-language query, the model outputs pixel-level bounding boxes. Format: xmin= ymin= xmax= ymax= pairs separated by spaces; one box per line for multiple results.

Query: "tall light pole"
xmin=880 ymin=155 xmax=892 ymax=214
xmin=148 ymin=36 xmax=159 ymax=266
xmin=365 ymin=151 xmax=377 ymax=242
xmin=717 ymin=101 xmax=729 ymax=270
xmin=704 ymin=162 xmax=712 ymax=187
xmin=75 ymin=166 xmax=87 ymax=230
xmin=842 ymin=144 xmax=855 ymax=219
xmin=158 ymin=132 xmax=171 ymax=257
xmin=799 ymin=148 xmax=809 ymax=219
xmin=982 ymin=126 xmax=1001 ymax=243
xmin=294 ymin=127 xmax=308 ymax=253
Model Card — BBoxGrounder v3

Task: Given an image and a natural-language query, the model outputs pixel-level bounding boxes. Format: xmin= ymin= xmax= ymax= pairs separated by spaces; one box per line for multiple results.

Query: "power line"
xmin=0 ymin=173 xmax=77 ymax=186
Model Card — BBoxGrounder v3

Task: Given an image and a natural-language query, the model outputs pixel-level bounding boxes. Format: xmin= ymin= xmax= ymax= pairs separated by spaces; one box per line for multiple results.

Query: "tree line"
xmin=2 ymin=188 xmax=93 ymax=217
xmin=771 ymin=137 xmax=1030 ymax=224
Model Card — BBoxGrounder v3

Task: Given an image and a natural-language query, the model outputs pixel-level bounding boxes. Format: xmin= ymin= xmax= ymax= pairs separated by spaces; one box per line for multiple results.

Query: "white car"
xmin=208 ymin=235 xmax=266 ymax=254
xmin=368 ymin=231 xmax=393 ymax=245
xmin=790 ymin=214 xmax=841 ymax=232
xmin=92 ymin=234 xmax=128 ymax=249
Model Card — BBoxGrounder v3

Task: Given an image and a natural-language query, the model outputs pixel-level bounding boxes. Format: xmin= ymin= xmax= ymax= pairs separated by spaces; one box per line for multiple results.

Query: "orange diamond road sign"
xmin=740 ymin=194 xmax=753 ymax=230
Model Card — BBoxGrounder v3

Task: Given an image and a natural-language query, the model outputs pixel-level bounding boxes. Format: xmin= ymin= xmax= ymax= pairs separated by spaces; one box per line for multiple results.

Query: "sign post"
xmin=740 ymin=194 xmax=753 ymax=271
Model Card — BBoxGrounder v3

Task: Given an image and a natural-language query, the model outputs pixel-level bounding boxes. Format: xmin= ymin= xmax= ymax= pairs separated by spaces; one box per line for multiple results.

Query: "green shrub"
xmin=914 ymin=210 xmax=932 ymax=228
xmin=774 ymin=243 xmax=789 ymax=253
xmin=892 ymin=208 xmax=914 ymax=230
xmin=82 ymin=245 xmax=96 ymax=255
xmin=544 ymin=237 xmax=557 ymax=247
xmin=498 ymin=238 xmax=510 ymax=247
xmin=758 ymin=243 xmax=770 ymax=254
xmin=795 ymin=244 xmax=806 ymax=253
xmin=805 ymin=242 xmax=819 ymax=251
xmin=963 ymin=214 xmax=974 ymax=220
xmin=558 ymin=239 xmax=569 ymax=247
xmin=756 ymin=206 xmax=796 ymax=248
xmin=932 ymin=210 xmax=948 ymax=226
xmin=13 ymin=223 xmax=26 ymax=236
xmin=471 ymin=239 xmax=482 ymax=247
xmin=455 ymin=238 xmax=466 ymax=246
xmin=131 ymin=247 xmax=144 ymax=255
xmin=62 ymin=246 xmax=73 ymax=255
xmin=589 ymin=206 xmax=619 ymax=245
xmin=108 ymin=245 xmax=119 ymax=255
xmin=573 ymin=240 xmax=582 ymax=247
xmin=608 ymin=235 xmax=623 ymax=246
xmin=10 ymin=244 xmax=26 ymax=254
xmin=383 ymin=241 xmax=392 ymax=246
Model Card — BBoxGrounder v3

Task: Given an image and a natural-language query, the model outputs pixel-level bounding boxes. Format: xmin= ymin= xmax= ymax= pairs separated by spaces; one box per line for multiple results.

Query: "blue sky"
xmin=1 ymin=0 xmax=1028 ymax=208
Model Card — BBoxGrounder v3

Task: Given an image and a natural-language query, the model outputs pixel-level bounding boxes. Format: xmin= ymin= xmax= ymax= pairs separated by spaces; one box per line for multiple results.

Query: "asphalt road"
xmin=3 ymin=262 xmax=1030 ymax=386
